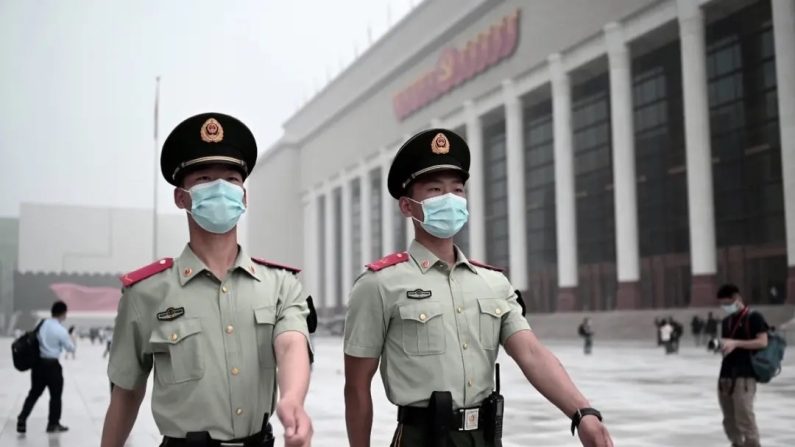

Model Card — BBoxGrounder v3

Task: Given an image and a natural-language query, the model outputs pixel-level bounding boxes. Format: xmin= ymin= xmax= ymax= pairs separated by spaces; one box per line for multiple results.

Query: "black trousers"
xmin=18 ymin=359 xmax=63 ymax=425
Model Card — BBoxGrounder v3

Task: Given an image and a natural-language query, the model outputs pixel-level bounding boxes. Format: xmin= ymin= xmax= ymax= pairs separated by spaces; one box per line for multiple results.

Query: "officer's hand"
xmin=277 ymin=398 xmax=312 ymax=447
xmin=577 ymin=416 xmax=613 ymax=447
xmin=720 ymin=338 xmax=738 ymax=355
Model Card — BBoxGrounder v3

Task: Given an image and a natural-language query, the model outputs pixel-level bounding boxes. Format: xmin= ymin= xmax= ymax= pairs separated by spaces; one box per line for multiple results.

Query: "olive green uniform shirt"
xmin=108 ymin=245 xmax=310 ymax=439
xmin=344 ymin=240 xmax=530 ymax=409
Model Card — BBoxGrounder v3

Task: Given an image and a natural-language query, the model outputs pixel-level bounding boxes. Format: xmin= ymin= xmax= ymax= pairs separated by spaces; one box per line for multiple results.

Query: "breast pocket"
xmin=477 ymin=298 xmax=508 ymax=350
xmin=254 ymin=305 xmax=277 ymax=369
xmin=149 ymin=318 xmax=205 ymax=384
xmin=398 ymin=302 xmax=445 ymax=355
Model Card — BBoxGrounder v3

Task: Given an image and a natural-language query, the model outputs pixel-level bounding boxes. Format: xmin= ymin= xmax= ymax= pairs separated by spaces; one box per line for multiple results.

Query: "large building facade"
xmin=250 ymin=0 xmax=795 ymax=315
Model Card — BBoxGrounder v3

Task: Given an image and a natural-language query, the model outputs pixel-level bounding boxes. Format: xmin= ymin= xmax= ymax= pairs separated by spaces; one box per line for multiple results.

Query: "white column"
xmin=678 ymin=0 xmax=717 ymax=279
xmin=773 ymin=0 xmax=795 ymax=272
xmin=464 ymin=100 xmax=486 ymax=260
xmin=341 ymin=177 xmax=353 ymax=305
xmin=381 ymin=154 xmax=395 ymax=255
xmin=302 ymin=191 xmax=319 ymax=307
xmin=360 ymin=163 xmax=372 ymax=264
xmin=549 ymin=54 xmax=578 ymax=291
xmin=323 ymin=188 xmax=337 ymax=311
xmin=502 ymin=80 xmax=528 ymax=290
xmin=605 ymin=23 xmax=640 ymax=287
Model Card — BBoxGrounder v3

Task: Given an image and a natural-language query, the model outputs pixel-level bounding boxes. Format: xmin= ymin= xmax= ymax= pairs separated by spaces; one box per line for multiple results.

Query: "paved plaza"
xmin=0 ymin=335 xmax=793 ymax=446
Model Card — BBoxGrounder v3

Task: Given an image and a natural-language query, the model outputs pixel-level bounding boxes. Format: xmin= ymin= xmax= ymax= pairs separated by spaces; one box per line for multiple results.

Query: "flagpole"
xmin=153 ymin=76 xmax=161 ymax=261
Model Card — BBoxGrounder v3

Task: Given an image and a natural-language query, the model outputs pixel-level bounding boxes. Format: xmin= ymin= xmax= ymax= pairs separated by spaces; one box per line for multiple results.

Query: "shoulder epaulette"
xmin=120 ymin=258 xmax=173 ymax=287
xmin=251 ymin=257 xmax=301 ymax=274
xmin=470 ymin=259 xmax=504 ymax=272
xmin=366 ymin=252 xmax=409 ymax=272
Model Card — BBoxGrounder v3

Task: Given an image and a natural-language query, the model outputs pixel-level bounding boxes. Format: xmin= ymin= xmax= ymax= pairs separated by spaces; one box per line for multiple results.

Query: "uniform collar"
xmin=408 ymin=240 xmax=477 ymax=274
xmin=176 ymin=244 xmax=260 ymax=286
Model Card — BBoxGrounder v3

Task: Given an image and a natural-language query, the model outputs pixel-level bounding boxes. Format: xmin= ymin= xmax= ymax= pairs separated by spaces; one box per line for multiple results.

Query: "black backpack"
xmin=11 ymin=320 xmax=44 ymax=372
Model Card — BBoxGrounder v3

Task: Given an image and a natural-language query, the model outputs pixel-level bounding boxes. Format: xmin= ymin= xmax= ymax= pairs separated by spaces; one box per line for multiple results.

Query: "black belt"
xmin=162 ymin=424 xmax=273 ymax=447
xmin=398 ymin=404 xmax=486 ymax=431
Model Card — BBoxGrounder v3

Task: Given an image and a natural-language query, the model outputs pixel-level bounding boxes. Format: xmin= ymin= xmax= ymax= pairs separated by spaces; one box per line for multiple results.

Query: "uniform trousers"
xmin=389 ymin=423 xmax=495 ymax=447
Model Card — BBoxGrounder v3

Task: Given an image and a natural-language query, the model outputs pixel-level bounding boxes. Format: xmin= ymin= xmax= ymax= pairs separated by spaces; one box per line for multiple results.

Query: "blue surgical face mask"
xmin=721 ymin=302 xmax=740 ymax=315
xmin=410 ymin=193 xmax=469 ymax=239
xmin=182 ymin=179 xmax=246 ymax=234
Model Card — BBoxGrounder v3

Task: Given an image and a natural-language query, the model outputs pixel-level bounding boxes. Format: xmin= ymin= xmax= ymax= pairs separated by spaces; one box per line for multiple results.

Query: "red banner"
xmin=393 ymin=9 xmax=521 ymax=121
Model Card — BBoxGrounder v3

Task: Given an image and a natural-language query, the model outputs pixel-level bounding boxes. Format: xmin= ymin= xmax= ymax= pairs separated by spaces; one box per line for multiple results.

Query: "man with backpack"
xmin=16 ymin=301 xmax=75 ymax=434
xmin=716 ymin=284 xmax=769 ymax=447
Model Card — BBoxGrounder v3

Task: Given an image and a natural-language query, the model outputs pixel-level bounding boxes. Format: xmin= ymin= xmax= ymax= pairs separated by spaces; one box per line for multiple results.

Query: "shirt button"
xmin=457 ymin=306 xmax=463 ymax=313
xmin=170 ymin=333 xmax=178 ymax=342
xmin=231 ymin=367 xmax=240 ymax=376
xmin=226 ymin=325 xmax=234 ymax=334
xmin=419 ymin=313 xmax=427 ymax=321
xmin=235 ymin=408 xmax=243 ymax=416
xmin=463 ymin=343 xmax=468 ymax=349
xmin=495 ymin=308 xmax=502 ymax=315
xmin=468 ymin=379 xmax=473 ymax=387
xmin=222 ymin=286 xmax=228 ymax=293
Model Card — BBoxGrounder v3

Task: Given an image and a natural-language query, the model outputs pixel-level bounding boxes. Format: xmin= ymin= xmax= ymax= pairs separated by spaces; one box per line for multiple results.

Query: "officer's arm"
xmin=100 ymin=384 xmax=146 ymax=447
xmin=344 ymin=355 xmax=379 ymax=447
xmin=275 ymin=331 xmax=311 ymax=402
xmin=504 ymin=330 xmax=591 ymax=417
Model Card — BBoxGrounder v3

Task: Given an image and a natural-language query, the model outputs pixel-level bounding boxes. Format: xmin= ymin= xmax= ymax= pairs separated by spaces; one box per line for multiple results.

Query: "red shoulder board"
xmin=366 ymin=252 xmax=410 ymax=272
xmin=469 ymin=259 xmax=504 ymax=272
xmin=120 ymin=258 xmax=173 ymax=287
xmin=251 ymin=257 xmax=301 ymax=274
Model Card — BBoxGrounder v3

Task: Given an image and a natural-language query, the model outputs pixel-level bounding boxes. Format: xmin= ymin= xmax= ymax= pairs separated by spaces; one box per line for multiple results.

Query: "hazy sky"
xmin=0 ymin=0 xmax=414 ymax=217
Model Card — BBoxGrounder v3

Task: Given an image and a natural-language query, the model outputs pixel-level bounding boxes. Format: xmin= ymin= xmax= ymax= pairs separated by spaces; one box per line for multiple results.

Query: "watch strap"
xmin=570 ymin=407 xmax=602 ymax=436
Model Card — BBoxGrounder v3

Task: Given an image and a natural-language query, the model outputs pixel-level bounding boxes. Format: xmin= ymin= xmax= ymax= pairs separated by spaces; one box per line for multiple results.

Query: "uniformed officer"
xmin=343 ymin=129 xmax=614 ymax=447
xmin=101 ymin=113 xmax=313 ymax=447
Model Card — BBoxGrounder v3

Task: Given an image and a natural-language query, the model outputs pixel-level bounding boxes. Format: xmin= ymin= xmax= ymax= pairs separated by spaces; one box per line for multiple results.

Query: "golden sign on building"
xmin=392 ymin=9 xmax=521 ymax=121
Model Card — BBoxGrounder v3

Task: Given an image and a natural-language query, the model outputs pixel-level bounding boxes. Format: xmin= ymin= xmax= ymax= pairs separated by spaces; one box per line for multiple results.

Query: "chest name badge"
xmin=406 ymin=289 xmax=432 ymax=300
xmin=157 ymin=307 xmax=185 ymax=321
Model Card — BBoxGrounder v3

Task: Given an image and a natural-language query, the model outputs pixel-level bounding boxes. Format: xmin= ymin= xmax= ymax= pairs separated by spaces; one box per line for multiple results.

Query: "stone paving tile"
xmin=0 ymin=336 xmax=793 ymax=446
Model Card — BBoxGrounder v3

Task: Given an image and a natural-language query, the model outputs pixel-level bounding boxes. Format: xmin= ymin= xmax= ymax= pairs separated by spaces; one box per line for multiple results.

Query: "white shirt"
xmin=660 ymin=324 xmax=673 ymax=342
xmin=37 ymin=318 xmax=75 ymax=359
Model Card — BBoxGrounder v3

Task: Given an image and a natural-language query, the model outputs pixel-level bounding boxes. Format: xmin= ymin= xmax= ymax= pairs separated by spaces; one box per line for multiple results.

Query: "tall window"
xmin=707 ymin=0 xmax=784 ymax=248
xmin=351 ymin=178 xmax=362 ymax=279
xmin=524 ymin=99 xmax=557 ymax=268
xmin=524 ymin=98 xmax=557 ymax=312
xmin=573 ymin=73 xmax=614 ymax=265
xmin=633 ymin=41 xmax=689 ymax=257
xmin=333 ymin=187 xmax=343 ymax=309
xmin=370 ymin=168 xmax=383 ymax=259
xmin=317 ymin=194 xmax=326 ymax=309
xmin=453 ymin=127 xmax=470 ymax=254
xmin=706 ymin=0 xmax=785 ymax=304
xmin=483 ymin=118 xmax=509 ymax=268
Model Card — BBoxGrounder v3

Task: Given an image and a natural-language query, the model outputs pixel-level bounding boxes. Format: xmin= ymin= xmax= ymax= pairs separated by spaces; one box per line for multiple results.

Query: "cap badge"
xmin=200 ymin=118 xmax=224 ymax=143
xmin=431 ymin=132 xmax=449 ymax=154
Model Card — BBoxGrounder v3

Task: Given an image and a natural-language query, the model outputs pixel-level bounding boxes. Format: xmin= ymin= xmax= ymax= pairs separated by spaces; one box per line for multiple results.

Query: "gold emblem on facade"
xmin=200 ymin=118 xmax=224 ymax=143
xmin=431 ymin=132 xmax=450 ymax=154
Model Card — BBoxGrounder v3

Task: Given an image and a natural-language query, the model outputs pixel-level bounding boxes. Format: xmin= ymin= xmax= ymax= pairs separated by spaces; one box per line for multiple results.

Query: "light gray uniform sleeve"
xmin=107 ymin=288 xmax=153 ymax=390
xmin=343 ymin=272 xmax=386 ymax=358
xmin=274 ymin=272 xmax=311 ymax=342
xmin=496 ymin=275 xmax=532 ymax=345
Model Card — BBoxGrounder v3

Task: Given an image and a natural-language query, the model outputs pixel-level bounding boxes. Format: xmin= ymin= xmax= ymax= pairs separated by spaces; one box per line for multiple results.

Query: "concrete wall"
xmin=247 ymin=145 xmax=303 ymax=266
xmin=18 ymin=203 xmax=187 ymax=274
xmin=0 ymin=218 xmax=19 ymax=332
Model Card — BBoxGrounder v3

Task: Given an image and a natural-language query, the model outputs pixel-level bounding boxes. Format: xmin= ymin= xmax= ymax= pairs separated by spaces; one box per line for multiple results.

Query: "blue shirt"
xmin=37 ymin=318 xmax=75 ymax=359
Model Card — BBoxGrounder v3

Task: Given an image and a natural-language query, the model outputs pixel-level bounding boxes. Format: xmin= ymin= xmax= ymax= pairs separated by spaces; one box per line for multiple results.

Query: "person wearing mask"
xmin=343 ymin=129 xmax=613 ymax=447
xmin=717 ymin=284 xmax=769 ymax=447
xmin=100 ymin=113 xmax=314 ymax=447
xmin=17 ymin=300 xmax=75 ymax=433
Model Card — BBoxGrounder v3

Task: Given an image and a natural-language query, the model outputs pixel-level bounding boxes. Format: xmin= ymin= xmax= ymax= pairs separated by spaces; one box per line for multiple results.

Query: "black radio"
xmin=482 ymin=363 xmax=504 ymax=447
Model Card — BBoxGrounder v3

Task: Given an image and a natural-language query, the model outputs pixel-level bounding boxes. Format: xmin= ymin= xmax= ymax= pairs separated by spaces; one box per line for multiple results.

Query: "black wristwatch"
xmin=570 ymin=407 xmax=602 ymax=435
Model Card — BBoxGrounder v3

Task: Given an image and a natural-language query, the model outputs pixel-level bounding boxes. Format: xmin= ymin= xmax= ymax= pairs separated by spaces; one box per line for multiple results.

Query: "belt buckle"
xmin=461 ymin=408 xmax=479 ymax=431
